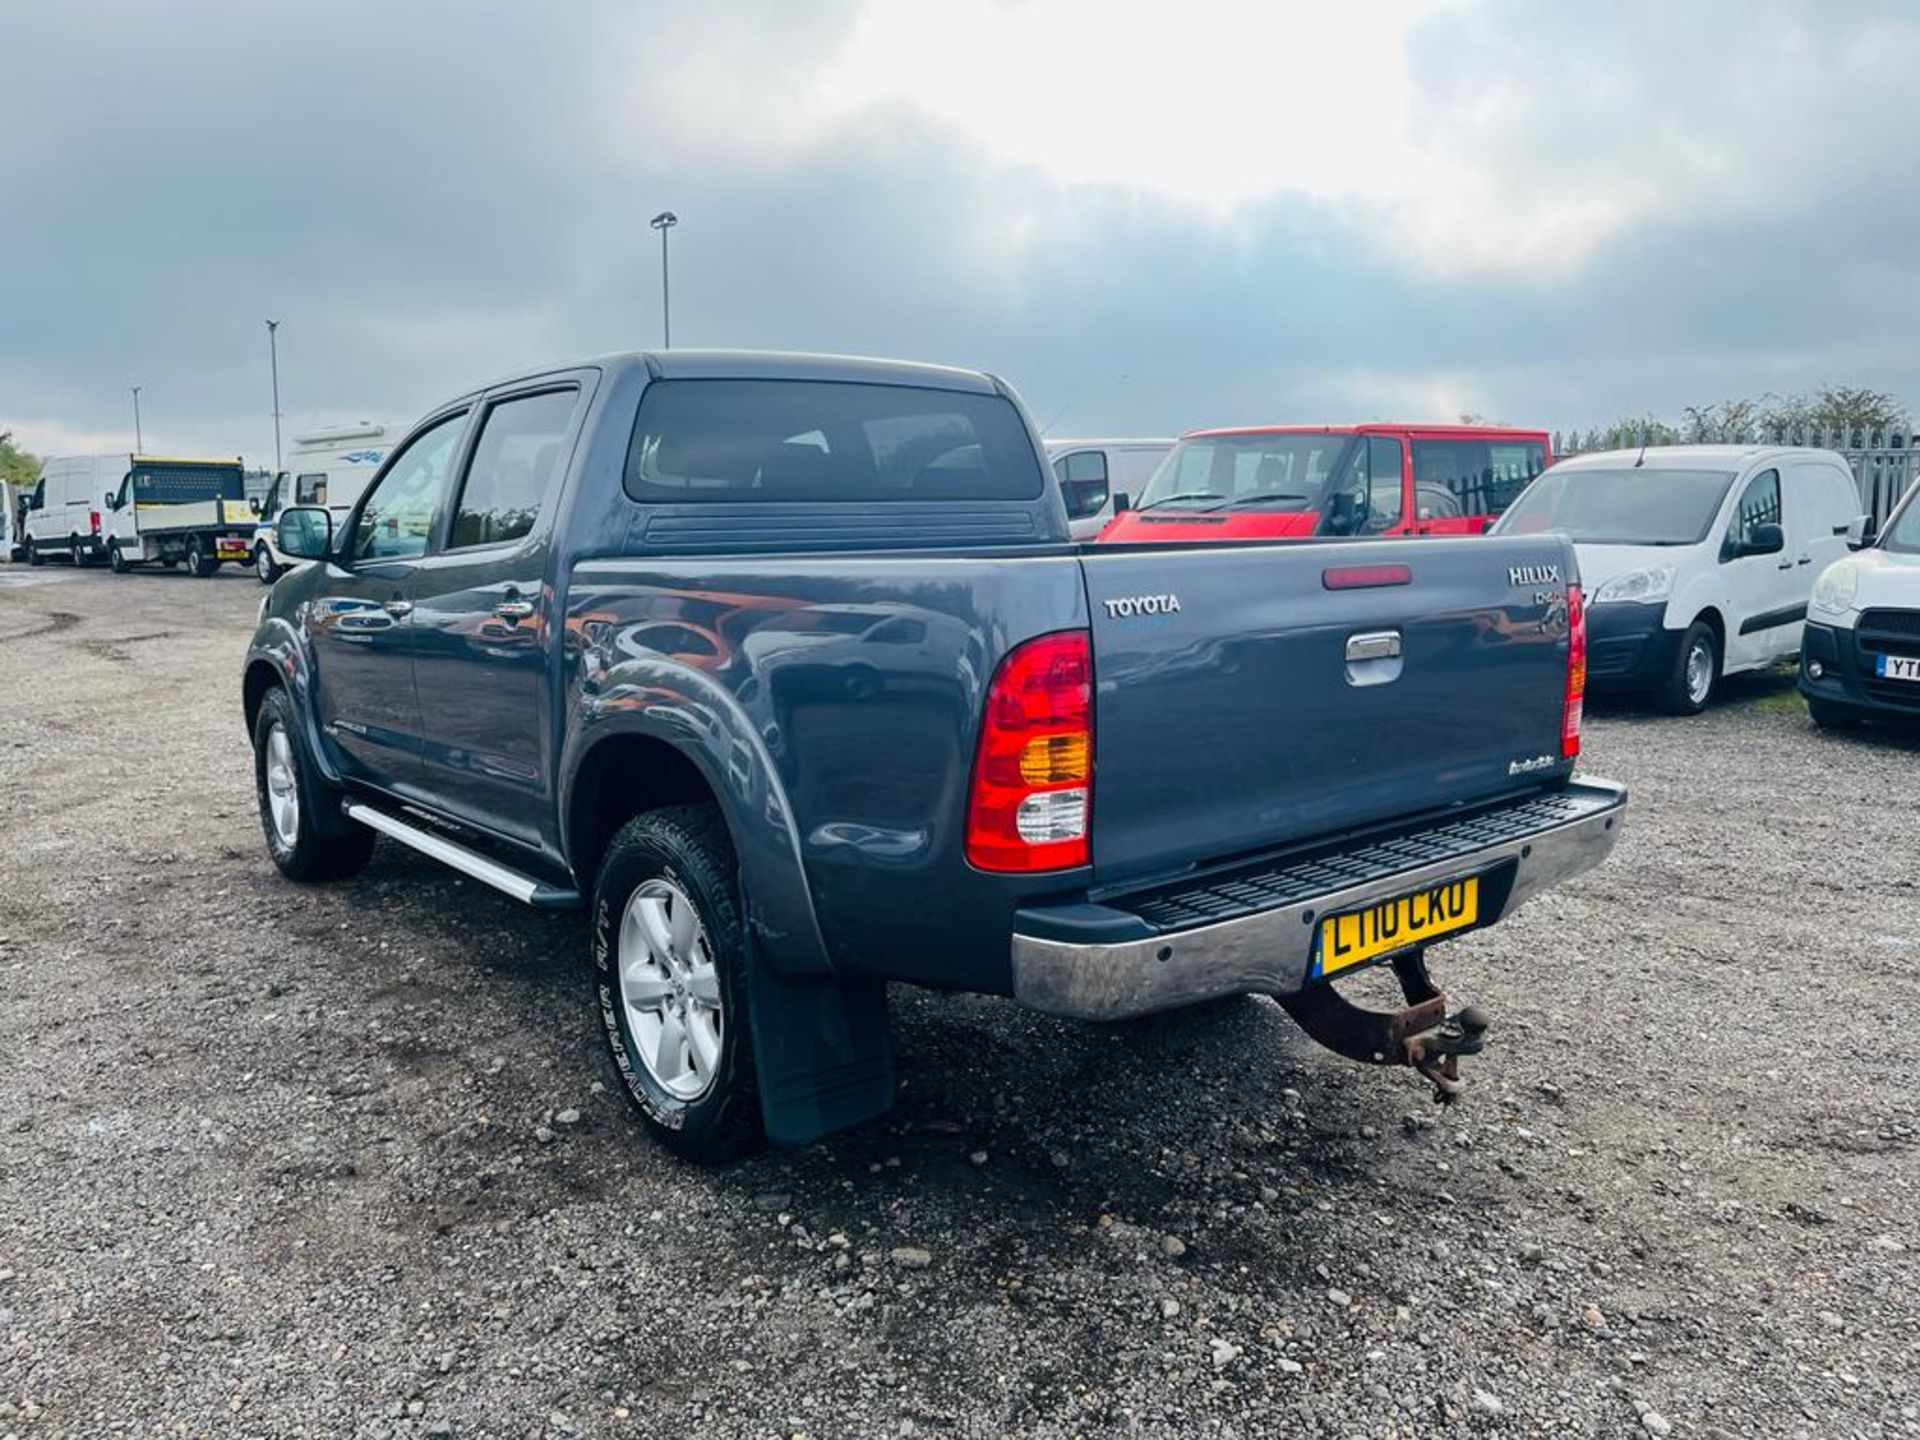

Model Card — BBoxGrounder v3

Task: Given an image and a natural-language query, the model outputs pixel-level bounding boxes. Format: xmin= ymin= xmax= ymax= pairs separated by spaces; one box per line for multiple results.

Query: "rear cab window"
xmin=624 ymin=380 xmax=1044 ymax=504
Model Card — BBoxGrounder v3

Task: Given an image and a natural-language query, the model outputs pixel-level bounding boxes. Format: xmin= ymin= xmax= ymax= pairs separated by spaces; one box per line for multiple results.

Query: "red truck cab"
xmin=1096 ymin=424 xmax=1551 ymax=544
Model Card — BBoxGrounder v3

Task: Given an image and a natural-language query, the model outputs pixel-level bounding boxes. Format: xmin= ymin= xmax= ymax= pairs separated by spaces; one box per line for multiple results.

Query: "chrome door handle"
xmin=383 ymin=599 xmax=413 ymax=618
xmin=494 ymin=599 xmax=535 ymax=619
xmin=1346 ymin=630 xmax=1402 ymax=662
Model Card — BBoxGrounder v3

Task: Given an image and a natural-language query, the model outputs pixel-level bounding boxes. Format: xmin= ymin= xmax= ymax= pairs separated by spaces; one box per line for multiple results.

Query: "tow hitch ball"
xmin=1276 ymin=948 xmax=1490 ymax=1103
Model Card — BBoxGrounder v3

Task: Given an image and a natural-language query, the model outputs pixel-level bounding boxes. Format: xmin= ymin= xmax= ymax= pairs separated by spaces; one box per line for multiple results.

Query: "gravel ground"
xmin=2 ymin=563 xmax=1918 ymax=1440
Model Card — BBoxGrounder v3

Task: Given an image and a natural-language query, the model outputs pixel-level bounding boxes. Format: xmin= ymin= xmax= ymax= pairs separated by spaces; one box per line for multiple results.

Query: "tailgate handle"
xmin=1346 ymin=630 xmax=1402 ymax=662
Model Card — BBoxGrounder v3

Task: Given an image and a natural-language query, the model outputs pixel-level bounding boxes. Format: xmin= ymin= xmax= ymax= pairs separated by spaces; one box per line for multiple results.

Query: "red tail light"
xmin=1562 ymin=584 xmax=1586 ymax=759
xmin=965 ymin=630 xmax=1093 ymax=872
xmin=89 ymin=510 xmax=101 ymax=534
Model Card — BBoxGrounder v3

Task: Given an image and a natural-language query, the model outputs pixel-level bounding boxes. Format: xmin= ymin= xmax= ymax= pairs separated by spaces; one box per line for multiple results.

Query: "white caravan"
xmin=253 ymin=421 xmax=406 ymax=582
xmin=1044 ymin=438 xmax=1175 ymax=540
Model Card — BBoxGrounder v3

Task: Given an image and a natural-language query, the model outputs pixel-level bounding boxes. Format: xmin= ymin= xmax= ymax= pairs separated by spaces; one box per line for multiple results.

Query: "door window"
xmin=350 ymin=413 xmax=467 ymax=562
xmin=449 ymin=388 xmax=579 ymax=549
xmin=1364 ymin=436 xmax=1404 ymax=531
xmin=1053 ymin=450 xmax=1110 ymax=520
xmin=1725 ymin=469 xmax=1782 ymax=554
xmin=296 ymin=472 xmax=329 ymax=505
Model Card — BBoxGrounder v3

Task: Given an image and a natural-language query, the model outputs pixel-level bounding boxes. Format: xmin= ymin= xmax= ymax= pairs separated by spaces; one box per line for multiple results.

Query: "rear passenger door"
xmin=407 ymin=378 xmax=590 ymax=849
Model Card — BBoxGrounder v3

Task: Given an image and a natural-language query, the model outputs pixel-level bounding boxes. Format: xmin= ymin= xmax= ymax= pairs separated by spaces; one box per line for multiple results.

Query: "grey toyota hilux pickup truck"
xmin=244 ymin=350 xmax=1625 ymax=1160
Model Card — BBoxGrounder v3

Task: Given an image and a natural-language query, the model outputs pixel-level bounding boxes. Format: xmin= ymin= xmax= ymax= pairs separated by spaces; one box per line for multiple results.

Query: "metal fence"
xmin=1553 ymin=426 xmax=1917 ymax=528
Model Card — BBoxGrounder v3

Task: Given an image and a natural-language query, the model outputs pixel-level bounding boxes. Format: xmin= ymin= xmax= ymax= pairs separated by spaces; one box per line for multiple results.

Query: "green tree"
xmin=0 ymin=430 xmax=39 ymax=488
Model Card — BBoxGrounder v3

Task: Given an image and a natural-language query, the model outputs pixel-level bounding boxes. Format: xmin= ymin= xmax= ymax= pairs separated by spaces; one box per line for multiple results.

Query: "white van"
xmin=252 ymin=421 xmax=405 ymax=582
xmin=1044 ymin=437 xmax=1175 ymax=540
xmin=21 ymin=454 xmax=129 ymax=565
xmin=1493 ymin=445 xmax=1864 ymax=714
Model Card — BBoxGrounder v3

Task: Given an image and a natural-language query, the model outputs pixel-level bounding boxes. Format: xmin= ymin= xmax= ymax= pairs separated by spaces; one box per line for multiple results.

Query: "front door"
xmin=306 ymin=410 xmax=470 ymax=790
xmin=408 ymin=381 xmax=586 ymax=849
xmin=1718 ymin=467 xmax=1798 ymax=669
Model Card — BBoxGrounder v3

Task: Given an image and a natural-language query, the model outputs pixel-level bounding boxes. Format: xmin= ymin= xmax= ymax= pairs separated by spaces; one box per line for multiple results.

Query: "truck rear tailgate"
xmin=1080 ymin=535 xmax=1578 ymax=887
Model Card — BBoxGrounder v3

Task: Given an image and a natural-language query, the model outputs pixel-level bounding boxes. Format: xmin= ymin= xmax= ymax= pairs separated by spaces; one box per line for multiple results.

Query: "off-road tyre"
xmin=593 ymin=804 xmax=764 ymax=1164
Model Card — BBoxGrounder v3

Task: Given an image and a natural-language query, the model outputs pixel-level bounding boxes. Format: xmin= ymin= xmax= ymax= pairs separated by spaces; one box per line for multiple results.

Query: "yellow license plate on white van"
xmin=1316 ymin=877 xmax=1479 ymax=978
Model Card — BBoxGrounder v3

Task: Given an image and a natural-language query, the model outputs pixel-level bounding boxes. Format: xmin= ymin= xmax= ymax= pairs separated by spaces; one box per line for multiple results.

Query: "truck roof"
xmin=1182 ymin=423 xmax=1549 ymax=441
xmin=467 ymin=349 xmax=1005 ymax=402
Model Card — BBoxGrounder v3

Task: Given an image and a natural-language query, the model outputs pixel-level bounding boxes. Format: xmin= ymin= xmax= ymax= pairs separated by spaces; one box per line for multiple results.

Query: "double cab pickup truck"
xmin=245 ymin=351 xmax=1625 ymax=1161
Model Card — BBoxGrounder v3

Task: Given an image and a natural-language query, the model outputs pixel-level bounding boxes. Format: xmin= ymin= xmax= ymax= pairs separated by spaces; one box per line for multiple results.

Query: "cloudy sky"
xmin=5 ymin=0 xmax=1919 ymax=463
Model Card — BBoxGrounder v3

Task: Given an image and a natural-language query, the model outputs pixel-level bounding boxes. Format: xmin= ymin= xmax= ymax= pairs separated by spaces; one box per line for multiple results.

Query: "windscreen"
xmin=1493 ymin=467 xmax=1736 ymax=545
xmin=130 ymin=462 xmax=244 ymax=505
xmin=1133 ymin=434 xmax=1353 ymax=513
xmin=1883 ymin=493 xmax=1920 ymax=554
xmin=624 ymin=379 xmax=1044 ymax=503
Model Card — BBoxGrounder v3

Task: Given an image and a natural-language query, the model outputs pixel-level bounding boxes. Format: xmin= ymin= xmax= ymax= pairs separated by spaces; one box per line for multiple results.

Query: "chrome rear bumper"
xmin=1010 ymin=778 xmax=1626 ymax=1021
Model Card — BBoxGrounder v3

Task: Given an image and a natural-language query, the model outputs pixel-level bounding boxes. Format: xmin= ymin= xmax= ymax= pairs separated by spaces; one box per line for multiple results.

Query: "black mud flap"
xmin=744 ymin=937 xmax=895 ymax=1147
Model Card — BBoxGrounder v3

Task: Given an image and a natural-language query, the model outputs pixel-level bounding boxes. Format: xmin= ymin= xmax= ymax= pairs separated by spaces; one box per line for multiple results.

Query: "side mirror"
xmin=1111 ymin=491 xmax=1132 ymax=516
xmin=278 ymin=505 xmax=334 ymax=561
xmin=1062 ymin=479 xmax=1110 ymax=521
xmin=104 ymin=491 xmax=115 ymax=509
xmin=249 ymin=497 xmax=262 ymax=516
xmin=1745 ymin=521 xmax=1785 ymax=556
xmin=1847 ymin=514 xmax=1876 ymax=550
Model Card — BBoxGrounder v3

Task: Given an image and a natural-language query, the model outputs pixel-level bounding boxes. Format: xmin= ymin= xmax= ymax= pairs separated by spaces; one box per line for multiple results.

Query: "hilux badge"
xmin=1103 ymin=594 xmax=1181 ymax=618
xmin=1508 ymin=564 xmax=1561 ymax=587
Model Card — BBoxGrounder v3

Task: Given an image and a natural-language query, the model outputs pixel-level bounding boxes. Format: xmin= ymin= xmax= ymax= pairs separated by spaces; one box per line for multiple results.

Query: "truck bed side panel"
xmin=565 ymin=552 xmax=1090 ymax=992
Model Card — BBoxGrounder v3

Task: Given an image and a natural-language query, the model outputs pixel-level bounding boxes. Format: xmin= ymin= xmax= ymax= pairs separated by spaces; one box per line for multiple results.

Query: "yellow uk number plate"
xmin=1316 ymin=876 xmax=1480 ymax=978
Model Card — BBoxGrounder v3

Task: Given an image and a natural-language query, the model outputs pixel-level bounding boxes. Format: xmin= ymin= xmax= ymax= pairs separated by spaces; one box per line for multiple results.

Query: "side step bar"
xmin=341 ymin=800 xmax=581 ymax=908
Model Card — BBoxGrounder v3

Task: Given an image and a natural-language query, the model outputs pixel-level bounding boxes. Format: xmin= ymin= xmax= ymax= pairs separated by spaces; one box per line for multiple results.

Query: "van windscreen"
xmin=1133 ymin=434 xmax=1352 ymax=513
xmin=624 ymin=379 xmax=1044 ymax=504
xmin=131 ymin=464 xmax=244 ymax=505
xmin=1494 ymin=468 xmax=1736 ymax=546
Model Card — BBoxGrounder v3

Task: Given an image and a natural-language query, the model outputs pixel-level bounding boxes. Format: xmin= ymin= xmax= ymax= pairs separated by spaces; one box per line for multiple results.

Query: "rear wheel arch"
xmin=565 ymin=733 xmax=723 ymax=887
xmin=563 ymin=724 xmax=833 ymax=977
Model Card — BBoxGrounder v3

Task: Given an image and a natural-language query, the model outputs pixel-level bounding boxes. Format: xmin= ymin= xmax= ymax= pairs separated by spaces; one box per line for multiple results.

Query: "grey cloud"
xmin=4 ymin=0 xmax=1919 ymax=461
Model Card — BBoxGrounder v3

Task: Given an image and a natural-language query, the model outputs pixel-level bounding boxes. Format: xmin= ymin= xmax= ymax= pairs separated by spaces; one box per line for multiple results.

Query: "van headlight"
xmin=1810 ymin=560 xmax=1860 ymax=617
xmin=1592 ymin=565 xmax=1675 ymax=605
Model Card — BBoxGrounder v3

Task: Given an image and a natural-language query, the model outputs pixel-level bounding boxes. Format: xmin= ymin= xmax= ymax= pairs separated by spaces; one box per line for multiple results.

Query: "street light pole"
xmin=131 ymin=386 xmax=143 ymax=452
xmin=649 ymin=211 xmax=678 ymax=348
xmin=265 ymin=319 xmax=284 ymax=473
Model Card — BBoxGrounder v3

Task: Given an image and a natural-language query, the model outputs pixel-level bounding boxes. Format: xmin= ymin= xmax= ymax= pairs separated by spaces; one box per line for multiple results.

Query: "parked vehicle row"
xmin=21 ymin=453 xmax=254 ymax=574
xmin=243 ymin=349 xmax=1624 ymax=1162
